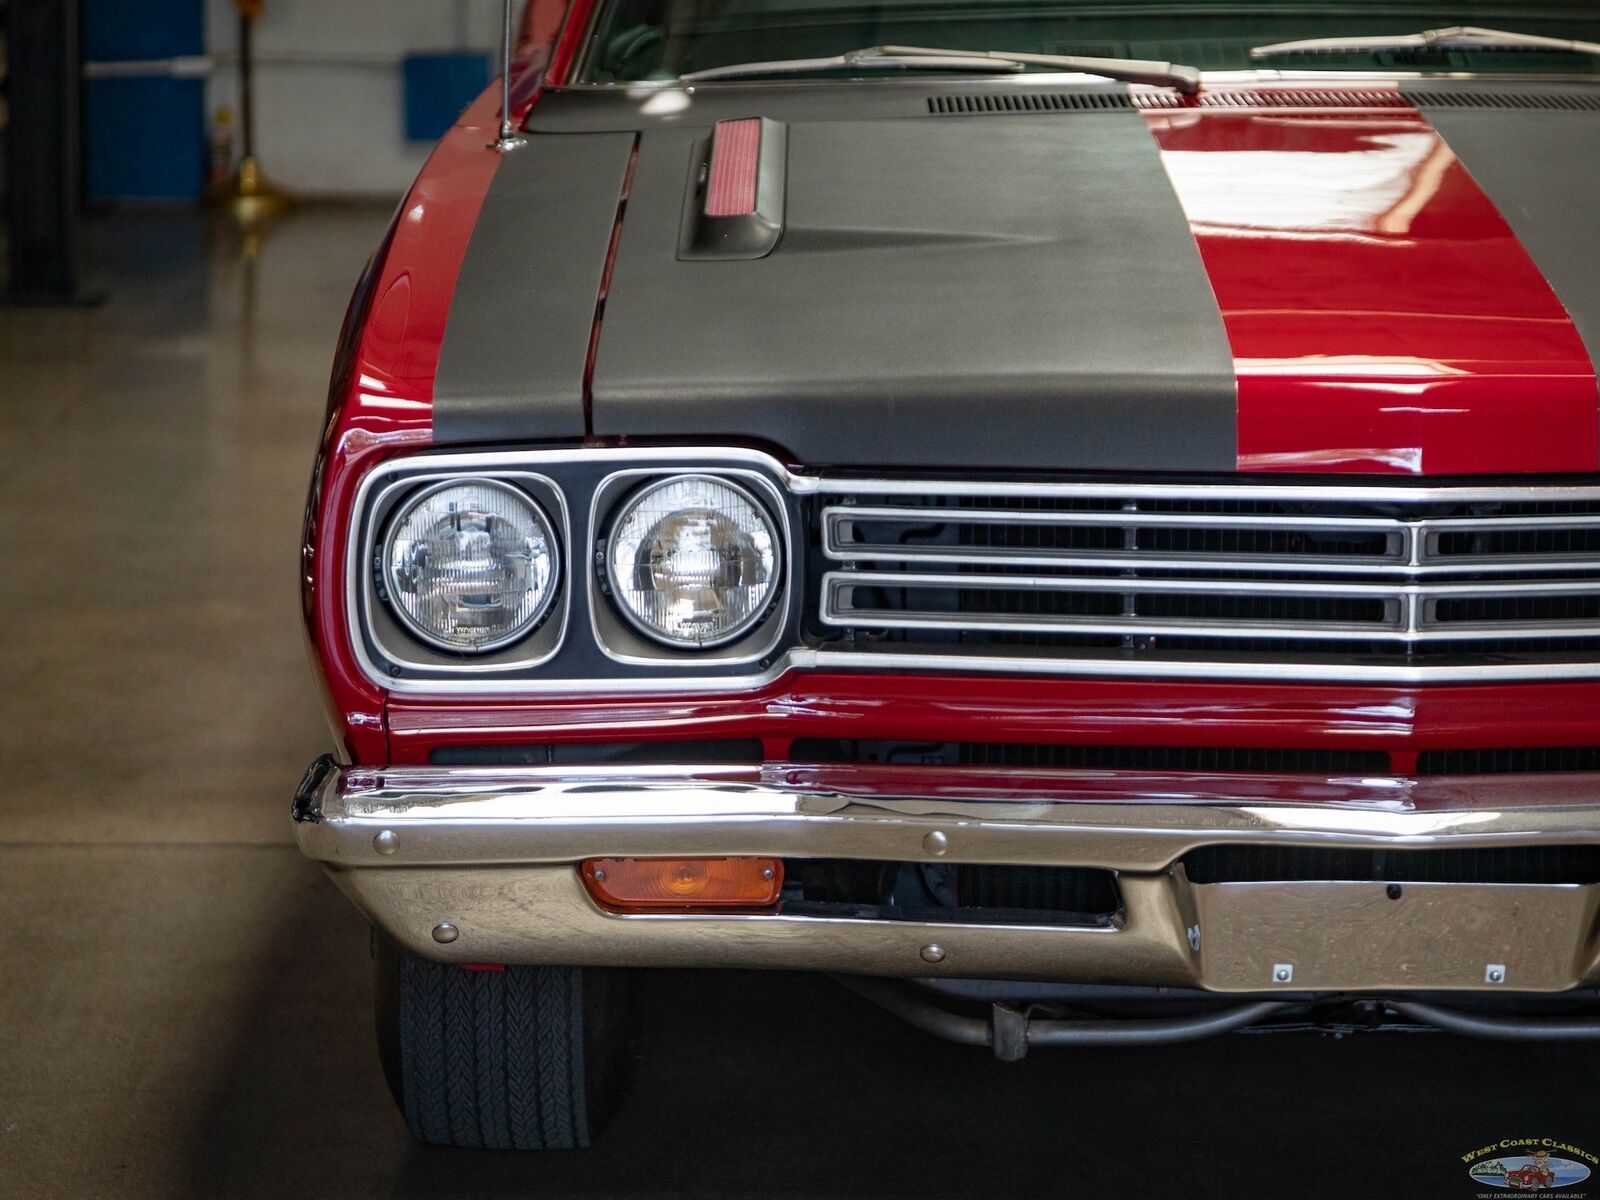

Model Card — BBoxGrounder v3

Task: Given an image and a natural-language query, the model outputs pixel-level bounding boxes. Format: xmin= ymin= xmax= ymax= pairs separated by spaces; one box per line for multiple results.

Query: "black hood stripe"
xmin=434 ymin=132 xmax=636 ymax=445
xmin=587 ymin=111 xmax=1237 ymax=470
xmin=1403 ymin=87 xmax=1600 ymax=379
xmin=435 ymin=94 xmax=1238 ymax=470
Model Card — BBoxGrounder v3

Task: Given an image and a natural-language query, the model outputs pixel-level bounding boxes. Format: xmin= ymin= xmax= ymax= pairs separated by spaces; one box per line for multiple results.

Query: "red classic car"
xmin=1506 ymin=1161 xmax=1558 ymax=1191
xmin=294 ymin=0 xmax=1600 ymax=1150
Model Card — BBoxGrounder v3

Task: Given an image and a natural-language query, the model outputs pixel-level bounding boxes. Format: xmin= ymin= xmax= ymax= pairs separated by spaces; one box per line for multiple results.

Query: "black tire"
xmin=372 ymin=934 xmax=630 ymax=1150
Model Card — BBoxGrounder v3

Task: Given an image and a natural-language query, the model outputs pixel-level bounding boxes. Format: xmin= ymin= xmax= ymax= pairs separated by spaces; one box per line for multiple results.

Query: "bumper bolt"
xmin=922 ymin=830 xmax=949 ymax=856
xmin=432 ymin=923 xmax=460 ymax=945
xmin=373 ymin=830 xmax=399 ymax=855
xmin=920 ymin=943 xmax=946 ymax=964
xmin=1486 ymin=964 xmax=1506 ymax=984
xmin=1273 ymin=963 xmax=1294 ymax=984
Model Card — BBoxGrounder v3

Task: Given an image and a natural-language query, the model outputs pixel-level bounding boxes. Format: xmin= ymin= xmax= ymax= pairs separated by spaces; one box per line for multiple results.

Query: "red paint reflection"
xmin=1145 ymin=101 xmax=1597 ymax=474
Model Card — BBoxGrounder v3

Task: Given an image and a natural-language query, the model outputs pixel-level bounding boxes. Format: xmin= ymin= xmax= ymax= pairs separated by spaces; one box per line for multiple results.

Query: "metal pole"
xmin=493 ymin=0 xmax=525 ymax=151
xmin=223 ymin=2 xmax=288 ymax=218
xmin=239 ymin=9 xmax=256 ymax=162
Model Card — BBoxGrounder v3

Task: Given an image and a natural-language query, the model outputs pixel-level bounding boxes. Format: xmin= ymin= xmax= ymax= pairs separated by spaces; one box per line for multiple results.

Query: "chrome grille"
xmin=812 ymin=482 xmax=1600 ymax=683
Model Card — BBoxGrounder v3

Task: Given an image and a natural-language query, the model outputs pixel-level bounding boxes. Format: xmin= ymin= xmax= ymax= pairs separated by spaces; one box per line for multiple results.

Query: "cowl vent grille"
xmin=1408 ymin=89 xmax=1600 ymax=111
xmin=927 ymin=92 xmax=1133 ymax=114
xmin=1138 ymin=87 xmax=1405 ymax=109
xmin=929 ymin=88 xmax=1600 ymax=116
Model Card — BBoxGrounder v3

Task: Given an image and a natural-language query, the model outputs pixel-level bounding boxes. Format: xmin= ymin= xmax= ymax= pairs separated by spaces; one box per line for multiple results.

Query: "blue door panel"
xmin=83 ymin=0 xmax=206 ymax=201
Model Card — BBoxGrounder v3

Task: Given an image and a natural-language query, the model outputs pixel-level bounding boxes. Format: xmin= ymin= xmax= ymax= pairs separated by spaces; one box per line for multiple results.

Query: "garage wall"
xmin=203 ymin=0 xmax=505 ymax=199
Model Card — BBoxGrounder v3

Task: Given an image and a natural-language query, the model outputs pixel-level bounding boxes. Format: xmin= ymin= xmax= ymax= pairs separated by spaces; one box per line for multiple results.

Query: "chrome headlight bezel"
xmin=357 ymin=468 xmax=574 ymax=678
xmin=346 ymin=448 xmax=799 ymax=694
xmin=601 ymin=473 xmax=784 ymax=650
xmin=378 ymin=477 xmax=562 ymax=655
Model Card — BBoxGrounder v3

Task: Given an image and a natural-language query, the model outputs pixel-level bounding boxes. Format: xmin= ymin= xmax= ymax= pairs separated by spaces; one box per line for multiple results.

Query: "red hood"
xmin=1144 ymin=92 xmax=1599 ymax=475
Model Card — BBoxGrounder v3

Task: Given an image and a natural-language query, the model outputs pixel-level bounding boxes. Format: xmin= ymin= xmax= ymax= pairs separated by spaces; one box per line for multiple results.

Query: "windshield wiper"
xmin=678 ymin=48 xmax=1025 ymax=83
xmin=1251 ymin=25 xmax=1600 ymax=60
xmin=680 ymin=43 xmax=1202 ymax=94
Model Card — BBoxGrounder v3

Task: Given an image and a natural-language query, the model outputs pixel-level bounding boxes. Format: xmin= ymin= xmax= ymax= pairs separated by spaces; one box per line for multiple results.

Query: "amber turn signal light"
xmin=580 ymin=857 xmax=783 ymax=910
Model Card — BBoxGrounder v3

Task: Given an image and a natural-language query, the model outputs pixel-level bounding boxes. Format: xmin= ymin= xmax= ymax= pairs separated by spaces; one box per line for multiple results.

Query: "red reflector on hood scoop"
xmin=705 ymin=118 xmax=762 ymax=216
xmin=679 ymin=118 xmax=787 ymax=261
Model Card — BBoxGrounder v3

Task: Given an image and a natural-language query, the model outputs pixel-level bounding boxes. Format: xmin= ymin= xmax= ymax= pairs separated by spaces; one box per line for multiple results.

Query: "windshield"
xmin=578 ymin=1 xmax=1600 ymax=83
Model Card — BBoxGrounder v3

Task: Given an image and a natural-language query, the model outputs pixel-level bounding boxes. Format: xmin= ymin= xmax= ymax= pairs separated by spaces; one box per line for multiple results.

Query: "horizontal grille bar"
xmin=813 ymin=482 xmax=1600 ymax=681
xmin=824 ymin=505 xmax=1600 ymax=575
xmin=823 ymin=571 xmax=1600 ymax=642
xmin=807 ymin=478 xmax=1600 ymax=504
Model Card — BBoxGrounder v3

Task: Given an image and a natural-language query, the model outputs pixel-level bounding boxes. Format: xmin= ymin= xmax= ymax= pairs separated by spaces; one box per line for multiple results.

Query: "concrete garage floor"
xmin=3 ymin=207 xmax=1599 ymax=1198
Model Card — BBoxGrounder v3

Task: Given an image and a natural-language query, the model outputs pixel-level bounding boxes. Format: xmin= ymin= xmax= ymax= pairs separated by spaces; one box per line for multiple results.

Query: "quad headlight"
xmin=605 ymin=475 xmax=780 ymax=648
xmin=381 ymin=479 xmax=559 ymax=653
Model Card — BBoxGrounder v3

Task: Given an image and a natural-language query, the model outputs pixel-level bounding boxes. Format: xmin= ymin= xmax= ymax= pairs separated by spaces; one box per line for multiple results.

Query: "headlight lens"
xmin=382 ymin=480 xmax=559 ymax=653
xmin=605 ymin=475 xmax=780 ymax=647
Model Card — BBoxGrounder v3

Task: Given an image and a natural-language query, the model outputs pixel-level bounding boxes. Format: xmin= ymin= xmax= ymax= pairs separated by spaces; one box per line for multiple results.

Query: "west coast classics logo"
xmin=1464 ymin=1139 xmax=1596 ymax=1193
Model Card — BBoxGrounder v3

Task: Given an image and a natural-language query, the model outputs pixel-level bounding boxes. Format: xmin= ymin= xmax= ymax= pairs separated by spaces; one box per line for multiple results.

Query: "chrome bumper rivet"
xmin=432 ymin=923 xmax=460 ymax=944
xmin=373 ymin=830 xmax=399 ymax=855
xmin=922 ymin=830 xmax=949 ymax=856
xmin=920 ymin=943 xmax=946 ymax=964
xmin=1273 ymin=963 xmax=1294 ymax=984
xmin=1486 ymin=964 xmax=1506 ymax=984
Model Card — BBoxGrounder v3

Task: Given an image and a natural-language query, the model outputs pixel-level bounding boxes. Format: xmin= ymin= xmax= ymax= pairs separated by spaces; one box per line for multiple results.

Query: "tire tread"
xmin=394 ymin=956 xmax=591 ymax=1150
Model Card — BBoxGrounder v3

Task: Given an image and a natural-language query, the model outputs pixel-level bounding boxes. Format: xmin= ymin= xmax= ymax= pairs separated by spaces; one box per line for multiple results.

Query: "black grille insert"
xmin=430 ymin=740 xmax=763 ymax=766
xmin=1434 ymin=528 xmax=1600 ymax=558
xmin=1435 ymin=594 xmax=1600 ymax=624
xmin=1183 ymin=845 xmax=1600 ymax=885
xmin=782 ymin=858 xmax=1120 ymax=925
xmin=952 ymin=863 xmax=1119 ymax=916
xmin=1417 ymin=746 xmax=1600 ymax=775
xmin=790 ymin=739 xmax=1391 ymax=774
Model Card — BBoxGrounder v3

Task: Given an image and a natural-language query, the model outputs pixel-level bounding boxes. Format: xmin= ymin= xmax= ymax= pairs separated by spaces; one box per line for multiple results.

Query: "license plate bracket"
xmin=1190 ymin=880 xmax=1597 ymax=992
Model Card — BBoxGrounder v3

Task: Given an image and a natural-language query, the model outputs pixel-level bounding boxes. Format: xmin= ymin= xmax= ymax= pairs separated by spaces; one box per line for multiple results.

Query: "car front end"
xmin=294 ymin=0 xmax=1600 ymax=1149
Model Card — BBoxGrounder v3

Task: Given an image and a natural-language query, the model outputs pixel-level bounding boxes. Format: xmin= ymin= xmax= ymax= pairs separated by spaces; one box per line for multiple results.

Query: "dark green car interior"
xmin=579 ymin=0 xmax=1600 ymax=82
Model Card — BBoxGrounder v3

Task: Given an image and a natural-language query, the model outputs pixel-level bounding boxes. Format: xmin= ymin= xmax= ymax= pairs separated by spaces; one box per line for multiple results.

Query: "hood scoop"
xmin=678 ymin=117 xmax=788 ymax=261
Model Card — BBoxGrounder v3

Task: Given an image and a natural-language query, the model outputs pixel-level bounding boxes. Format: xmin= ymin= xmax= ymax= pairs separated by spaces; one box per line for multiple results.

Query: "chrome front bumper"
xmin=293 ymin=758 xmax=1600 ymax=993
